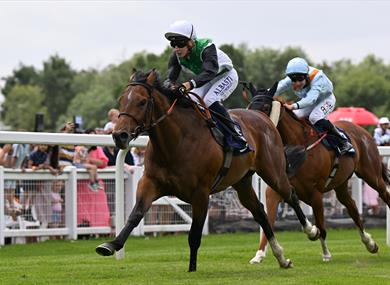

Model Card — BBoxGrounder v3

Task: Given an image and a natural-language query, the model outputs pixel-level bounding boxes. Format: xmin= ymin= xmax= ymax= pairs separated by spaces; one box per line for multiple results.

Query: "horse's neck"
xmin=278 ymin=110 xmax=310 ymax=145
xmin=148 ymin=94 xmax=205 ymax=160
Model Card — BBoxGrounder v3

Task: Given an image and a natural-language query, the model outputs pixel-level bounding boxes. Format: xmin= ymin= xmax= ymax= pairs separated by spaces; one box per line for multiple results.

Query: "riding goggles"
xmin=288 ymin=73 xmax=307 ymax=82
xmin=170 ymin=39 xmax=188 ymax=48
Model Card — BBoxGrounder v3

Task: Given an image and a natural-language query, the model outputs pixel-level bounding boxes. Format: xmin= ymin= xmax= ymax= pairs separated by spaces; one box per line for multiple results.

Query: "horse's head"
xmin=113 ymin=69 xmax=159 ymax=149
xmin=246 ymin=81 xmax=278 ymax=115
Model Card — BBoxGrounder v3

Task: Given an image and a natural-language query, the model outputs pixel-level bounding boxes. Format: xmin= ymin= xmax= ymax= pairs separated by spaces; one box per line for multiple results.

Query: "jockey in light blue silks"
xmin=163 ymin=20 xmax=247 ymax=146
xmin=275 ymin=57 xmax=353 ymax=155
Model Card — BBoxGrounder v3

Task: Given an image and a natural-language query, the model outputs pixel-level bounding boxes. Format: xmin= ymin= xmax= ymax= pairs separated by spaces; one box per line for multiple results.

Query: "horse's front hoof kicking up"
xmin=96 ymin=242 xmax=116 ymax=256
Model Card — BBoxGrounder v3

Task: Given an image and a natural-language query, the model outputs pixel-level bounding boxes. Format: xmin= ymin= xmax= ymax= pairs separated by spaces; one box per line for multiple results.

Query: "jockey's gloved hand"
xmin=178 ymin=85 xmax=187 ymax=96
xmin=171 ymin=85 xmax=187 ymax=98
xmin=162 ymin=79 xmax=177 ymax=91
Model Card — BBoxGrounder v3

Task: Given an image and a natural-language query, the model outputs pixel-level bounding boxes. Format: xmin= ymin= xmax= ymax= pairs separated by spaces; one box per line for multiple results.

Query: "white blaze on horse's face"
xmin=127 ymin=89 xmax=132 ymax=101
xmin=118 ymin=85 xmax=150 ymax=126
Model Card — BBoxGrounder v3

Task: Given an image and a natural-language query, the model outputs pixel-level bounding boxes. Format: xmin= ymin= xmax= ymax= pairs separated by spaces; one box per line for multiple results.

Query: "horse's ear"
xmin=268 ymin=81 xmax=279 ymax=97
xmin=249 ymin=82 xmax=257 ymax=96
xmin=242 ymin=88 xmax=251 ymax=103
xmin=129 ymin=68 xmax=137 ymax=81
xmin=146 ymin=68 xmax=157 ymax=85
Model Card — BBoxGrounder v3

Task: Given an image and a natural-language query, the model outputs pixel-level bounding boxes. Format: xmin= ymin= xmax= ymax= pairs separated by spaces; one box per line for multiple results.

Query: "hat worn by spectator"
xmin=379 ymin=117 xmax=390 ymax=125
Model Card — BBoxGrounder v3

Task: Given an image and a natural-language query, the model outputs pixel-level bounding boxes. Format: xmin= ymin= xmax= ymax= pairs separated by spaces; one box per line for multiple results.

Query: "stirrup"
xmin=338 ymin=141 xmax=353 ymax=155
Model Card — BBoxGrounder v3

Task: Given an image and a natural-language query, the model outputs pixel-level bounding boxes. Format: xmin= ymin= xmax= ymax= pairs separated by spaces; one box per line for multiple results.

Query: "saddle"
xmin=208 ymin=112 xmax=252 ymax=156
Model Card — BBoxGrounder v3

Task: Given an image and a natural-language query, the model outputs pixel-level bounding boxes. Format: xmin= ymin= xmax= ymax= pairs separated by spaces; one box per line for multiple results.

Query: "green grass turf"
xmin=1 ymin=228 xmax=390 ymax=285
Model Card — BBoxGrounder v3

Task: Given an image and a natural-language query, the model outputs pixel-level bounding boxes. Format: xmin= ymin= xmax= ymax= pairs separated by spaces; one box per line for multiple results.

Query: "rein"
xmin=187 ymin=91 xmax=212 ymax=121
xmin=118 ymin=82 xmax=178 ymax=138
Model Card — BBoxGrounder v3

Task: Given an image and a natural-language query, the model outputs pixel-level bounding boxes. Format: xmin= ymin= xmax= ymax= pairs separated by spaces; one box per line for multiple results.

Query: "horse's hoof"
xmin=280 ymin=259 xmax=293 ymax=269
xmin=96 ymin=242 xmax=116 ymax=256
xmin=322 ymin=255 xmax=332 ymax=262
xmin=249 ymin=250 xmax=266 ymax=264
xmin=308 ymin=226 xmax=320 ymax=241
xmin=369 ymin=243 xmax=379 ymax=254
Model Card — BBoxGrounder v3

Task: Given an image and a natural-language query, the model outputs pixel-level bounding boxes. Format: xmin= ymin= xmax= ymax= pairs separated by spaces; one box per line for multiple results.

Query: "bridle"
xmin=118 ymin=81 xmax=177 ymax=139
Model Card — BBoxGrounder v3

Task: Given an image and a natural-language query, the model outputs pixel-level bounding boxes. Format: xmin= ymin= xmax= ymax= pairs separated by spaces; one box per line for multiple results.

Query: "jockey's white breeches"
xmin=190 ymin=68 xmax=238 ymax=107
xmin=294 ymin=94 xmax=336 ymax=124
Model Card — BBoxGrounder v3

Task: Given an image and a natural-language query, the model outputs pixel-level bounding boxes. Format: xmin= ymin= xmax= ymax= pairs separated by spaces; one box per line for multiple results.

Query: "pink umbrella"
xmin=328 ymin=107 xmax=379 ymax=126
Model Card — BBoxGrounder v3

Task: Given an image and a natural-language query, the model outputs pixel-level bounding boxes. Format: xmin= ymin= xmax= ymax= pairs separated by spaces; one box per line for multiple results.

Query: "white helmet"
xmin=379 ymin=117 xmax=390 ymax=124
xmin=285 ymin=57 xmax=309 ymax=75
xmin=164 ymin=20 xmax=197 ymax=41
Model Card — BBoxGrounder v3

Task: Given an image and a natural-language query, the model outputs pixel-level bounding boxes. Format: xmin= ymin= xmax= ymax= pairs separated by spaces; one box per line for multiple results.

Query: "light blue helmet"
xmin=285 ymin=57 xmax=309 ymax=75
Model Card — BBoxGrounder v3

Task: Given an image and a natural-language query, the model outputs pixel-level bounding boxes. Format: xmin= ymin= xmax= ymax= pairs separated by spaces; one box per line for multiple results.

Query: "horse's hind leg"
xmin=233 ymin=178 xmax=292 ymax=268
xmin=188 ymin=192 xmax=209 ymax=272
xmin=334 ymin=181 xmax=378 ymax=254
xmin=96 ymin=176 xmax=161 ymax=256
xmin=356 ymin=162 xmax=390 ymax=208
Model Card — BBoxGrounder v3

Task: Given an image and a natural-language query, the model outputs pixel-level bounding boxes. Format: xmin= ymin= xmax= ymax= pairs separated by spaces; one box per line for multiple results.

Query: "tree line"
xmin=2 ymin=44 xmax=390 ymax=131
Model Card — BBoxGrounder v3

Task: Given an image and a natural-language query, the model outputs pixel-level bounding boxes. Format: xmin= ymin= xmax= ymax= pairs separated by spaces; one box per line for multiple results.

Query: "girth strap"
xmin=210 ymin=148 xmax=233 ymax=191
xmin=325 ymin=157 xmax=339 ymax=188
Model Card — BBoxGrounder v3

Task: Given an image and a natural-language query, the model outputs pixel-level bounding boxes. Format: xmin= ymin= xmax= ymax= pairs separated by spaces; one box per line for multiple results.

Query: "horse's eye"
xmin=138 ymin=99 xmax=147 ymax=108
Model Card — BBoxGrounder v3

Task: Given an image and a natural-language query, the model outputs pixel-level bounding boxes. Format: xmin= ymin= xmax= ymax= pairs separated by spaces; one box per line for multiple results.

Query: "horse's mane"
xmin=128 ymin=70 xmax=179 ymax=102
xmin=273 ymin=97 xmax=312 ymax=129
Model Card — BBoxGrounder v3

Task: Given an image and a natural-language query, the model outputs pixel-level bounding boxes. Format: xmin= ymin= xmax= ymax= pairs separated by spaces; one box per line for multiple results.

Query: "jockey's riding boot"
xmin=209 ymin=101 xmax=245 ymax=141
xmin=315 ymin=119 xmax=353 ymax=155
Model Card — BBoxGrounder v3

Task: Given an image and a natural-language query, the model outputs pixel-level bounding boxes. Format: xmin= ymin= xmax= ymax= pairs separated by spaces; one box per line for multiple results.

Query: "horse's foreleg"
xmin=310 ymin=191 xmax=331 ymax=262
xmin=250 ymin=186 xmax=282 ymax=264
xmin=188 ymin=193 xmax=209 ymax=272
xmin=234 ymin=179 xmax=292 ymax=268
xmin=283 ymin=189 xmax=320 ymax=241
xmin=96 ymin=176 xmax=161 ymax=256
xmin=258 ymin=165 xmax=319 ymax=241
xmin=335 ymin=182 xmax=378 ymax=254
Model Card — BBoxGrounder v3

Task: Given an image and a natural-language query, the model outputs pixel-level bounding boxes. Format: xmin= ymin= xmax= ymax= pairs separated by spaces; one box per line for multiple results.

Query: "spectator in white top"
xmin=373 ymin=117 xmax=390 ymax=146
xmin=103 ymin=109 xmax=119 ymax=134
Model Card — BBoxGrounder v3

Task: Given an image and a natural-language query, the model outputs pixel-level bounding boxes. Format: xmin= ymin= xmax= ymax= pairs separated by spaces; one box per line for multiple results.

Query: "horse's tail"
xmin=381 ymin=162 xmax=390 ymax=186
xmin=285 ymin=145 xmax=307 ymax=178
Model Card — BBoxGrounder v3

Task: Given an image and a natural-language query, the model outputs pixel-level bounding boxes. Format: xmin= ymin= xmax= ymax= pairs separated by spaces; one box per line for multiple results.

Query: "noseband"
xmin=118 ymin=81 xmax=177 ymax=139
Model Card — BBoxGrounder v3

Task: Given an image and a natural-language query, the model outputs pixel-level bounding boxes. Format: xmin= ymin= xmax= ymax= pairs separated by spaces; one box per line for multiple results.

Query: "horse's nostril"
xmin=119 ymin=132 xmax=129 ymax=140
xmin=112 ymin=132 xmax=129 ymax=142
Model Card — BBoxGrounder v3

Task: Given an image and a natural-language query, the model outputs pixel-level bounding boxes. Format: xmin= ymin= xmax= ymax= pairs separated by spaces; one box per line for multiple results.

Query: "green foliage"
xmin=2 ymin=84 xmax=47 ymax=131
xmin=1 ymin=64 xmax=40 ymax=98
xmin=40 ymin=55 xmax=76 ymax=130
xmin=334 ymin=56 xmax=390 ymax=115
xmin=2 ymin=46 xmax=390 ymax=131
xmin=66 ymin=84 xmax=115 ymax=129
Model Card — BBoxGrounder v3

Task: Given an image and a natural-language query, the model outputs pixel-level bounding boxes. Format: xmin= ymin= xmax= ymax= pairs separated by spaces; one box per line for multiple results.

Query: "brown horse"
xmin=95 ymin=70 xmax=321 ymax=271
xmin=246 ymin=83 xmax=390 ymax=263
